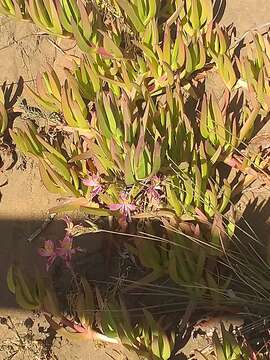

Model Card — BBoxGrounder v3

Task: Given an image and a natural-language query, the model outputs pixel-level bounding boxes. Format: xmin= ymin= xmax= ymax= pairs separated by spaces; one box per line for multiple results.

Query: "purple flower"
xmin=38 ymin=234 xmax=81 ymax=270
xmin=109 ymin=192 xmax=136 ymax=222
xmin=56 ymin=234 xmax=78 ymax=267
xmin=82 ymin=174 xmax=102 ymax=197
xmin=38 ymin=240 xmax=57 ymax=271
xmin=63 ymin=216 xmax=74 ymax=234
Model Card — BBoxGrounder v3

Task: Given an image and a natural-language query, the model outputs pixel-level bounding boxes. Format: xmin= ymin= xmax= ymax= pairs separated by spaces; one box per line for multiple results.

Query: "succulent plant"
xmin=199 ymin=92 xmax=260 ymax=159
xmin=96 ymin=290 xmax=175 ymax=359
xmin=7 ymin=264 xmax=59 ymax=314
xmin=27 ymin=64 xmax=62 ymax=113
xmin=238 ymin=32 xmax=270 ymax=111
xmin=0 ymin=0 xmax=27 ymax=19
xmin=211 ymin=322 xmax=262 ymax=360
xmin=0 ymin=87 xmax=8 ymax=137
xmin=179 ymin=0 xmax=213 ymax=36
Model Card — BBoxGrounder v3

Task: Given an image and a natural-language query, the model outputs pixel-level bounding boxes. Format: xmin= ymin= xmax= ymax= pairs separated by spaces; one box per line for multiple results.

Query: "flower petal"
xmin=62 ymin=216 xmax=72 ymax=226
xmin=60 ymin=234 xmax=73 ymax=248
xmin=82 ymin=178 xmax=97 ymax=187
xmin=46 ymin=255 xmax=56 ymax=271
xmin=56 ymin=247 xmax=66 ymax=257
xmin=44 ymin=239 xmax=55 ymax=251
xmin=38 ymin=248 xmax=49 ymax=257
xmin=109 ymin=203 xmax=123 ymax=211
xmin=127 ymin=204 xmax=136 ymax=211
xmin=92 ymin=186 xmax=102 ymax=197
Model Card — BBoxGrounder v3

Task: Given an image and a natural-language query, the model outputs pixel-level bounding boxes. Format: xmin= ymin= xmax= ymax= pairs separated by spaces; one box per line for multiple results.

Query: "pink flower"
xmin=109 ymin=192 xmax=136 ymax=222
xmin=62 ymin=216 xmax=88 ymax=237
xmin=38 ymin=234 xmax=81 ymax=270
xmin=38 ymin=240 xmax=57 ymax=271
xmin=56 ymin=234 xmax=78 ymax=267
xmin=63 ymin=216 xmax=74 ymax=234
xmin=191 ymin=223 xmax=201 ymax=238
xmin=82 ymin=174 xmax=102 ymax=197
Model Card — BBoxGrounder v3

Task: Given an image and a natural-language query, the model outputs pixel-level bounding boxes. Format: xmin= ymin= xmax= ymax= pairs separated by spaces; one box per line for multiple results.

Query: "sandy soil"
xmin=0 ymin=1 xmax=270 ymax=359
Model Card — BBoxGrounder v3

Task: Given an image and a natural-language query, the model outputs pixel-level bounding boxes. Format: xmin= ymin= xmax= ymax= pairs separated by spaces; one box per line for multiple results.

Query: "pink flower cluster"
xmin=109 ymin=192 xmax=136 ymax=221
xmin=38 ymin=218 xmax=81 ymax=271
xmin=109 ymin=192 xmax=136 ymax=231
xmin=82 ymin=173 xmax=102 ymax=198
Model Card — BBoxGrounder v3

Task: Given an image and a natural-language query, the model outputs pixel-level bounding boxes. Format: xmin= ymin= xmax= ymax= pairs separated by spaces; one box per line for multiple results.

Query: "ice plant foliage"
xmin=146 ymin=175 xmax=162 ymax=207
xmin=5 ymin=1 xmax=270 ymax=358
xmin=9 ymin=0 xmax=267 ymax=230
xmin=0 ymin=87 xmax=8 ymax=138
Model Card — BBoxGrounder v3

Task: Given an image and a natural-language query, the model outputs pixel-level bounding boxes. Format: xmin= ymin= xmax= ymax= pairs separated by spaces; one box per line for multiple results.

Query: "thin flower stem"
xmin=68 ymin=265 xmax=80 ymax=293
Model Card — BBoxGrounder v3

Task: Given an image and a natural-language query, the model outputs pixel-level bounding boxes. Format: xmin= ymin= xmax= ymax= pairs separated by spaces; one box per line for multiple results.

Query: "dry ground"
xmin=0 ymin=1 xmax=270 ymax=359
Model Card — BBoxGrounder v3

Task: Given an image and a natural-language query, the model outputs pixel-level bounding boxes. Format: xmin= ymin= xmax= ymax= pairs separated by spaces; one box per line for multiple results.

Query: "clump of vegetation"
xmin=0 ymin=87 xmax=8 ymax=138
xmin=0 ymin=82 xmax=18 ymax=190
xmin=1 ymin=0 xmax=269 ymax=358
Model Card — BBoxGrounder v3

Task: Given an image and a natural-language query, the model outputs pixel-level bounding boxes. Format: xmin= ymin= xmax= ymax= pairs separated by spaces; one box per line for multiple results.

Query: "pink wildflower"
xmin=38 ymin=240 xmax=57 ymax=271
xmin=39 ymin=234 xmax=81 ymax=270
xmin=56 ymin=234 xmax=78 ymax=267
xmin=82 ymin=173 xmax=102 ymax=197
xmin=109 ymin=192 xmax=136 ymax=222
xmin=190 ymin=223 xmax=201 ymax=238
xmin=63 ymin=216 xmax=74 ymax=234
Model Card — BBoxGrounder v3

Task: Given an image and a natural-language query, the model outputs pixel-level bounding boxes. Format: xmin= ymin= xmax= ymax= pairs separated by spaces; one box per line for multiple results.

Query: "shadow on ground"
xmin=236 ymin=197 xmax=270 ymax=246
xmin=0 ymin=218 xmax=109 ymax=309
xmin=0 ymin=195 xmax=269 ymax=309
